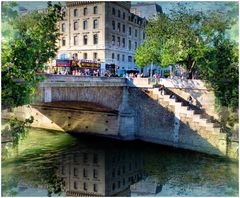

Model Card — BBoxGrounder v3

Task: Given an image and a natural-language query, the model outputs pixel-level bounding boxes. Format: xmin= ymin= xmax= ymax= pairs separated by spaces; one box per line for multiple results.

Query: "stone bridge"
xmin=2 ymin=75 xmax=238 ymax=159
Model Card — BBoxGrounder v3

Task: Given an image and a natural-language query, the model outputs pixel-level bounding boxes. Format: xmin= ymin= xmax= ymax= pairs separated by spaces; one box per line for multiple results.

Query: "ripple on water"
xmin=2 ymin=128 xmax=239 ymax=197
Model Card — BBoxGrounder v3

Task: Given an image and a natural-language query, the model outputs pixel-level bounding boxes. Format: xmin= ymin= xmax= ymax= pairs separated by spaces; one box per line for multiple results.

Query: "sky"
xmin=15 ymin=0 xmax=238 ymax=13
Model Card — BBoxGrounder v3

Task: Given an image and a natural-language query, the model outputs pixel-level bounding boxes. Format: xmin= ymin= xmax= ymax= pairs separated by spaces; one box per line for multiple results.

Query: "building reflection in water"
xmin=57 ymin=145 xmax=145 ymax=196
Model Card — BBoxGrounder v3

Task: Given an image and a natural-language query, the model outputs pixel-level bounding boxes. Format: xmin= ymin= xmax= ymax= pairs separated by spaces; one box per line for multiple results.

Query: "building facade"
xmin=57 ymin=1 xmax=146 ymax=74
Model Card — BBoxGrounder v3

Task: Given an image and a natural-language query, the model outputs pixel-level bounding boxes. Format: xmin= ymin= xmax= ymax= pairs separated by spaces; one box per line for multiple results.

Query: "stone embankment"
xmin=2 ymin=76 xmax=238 ymax=159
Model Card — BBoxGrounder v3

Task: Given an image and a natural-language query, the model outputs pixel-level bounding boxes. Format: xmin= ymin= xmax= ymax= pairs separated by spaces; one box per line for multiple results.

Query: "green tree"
xmin=135 ymin=3 xmax=239 ymax=135
xmin=135 ymin=4 xmax=234 ymax=78
xmin=1 ymin=1 xmax=63 ymax=109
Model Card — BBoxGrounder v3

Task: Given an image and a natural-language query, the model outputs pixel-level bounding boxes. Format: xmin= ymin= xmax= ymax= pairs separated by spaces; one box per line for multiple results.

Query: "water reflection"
xmin=1 ymin=130 xmax=238 ymax=197
xmin=57 ymin=144 xmax=145 ymax=196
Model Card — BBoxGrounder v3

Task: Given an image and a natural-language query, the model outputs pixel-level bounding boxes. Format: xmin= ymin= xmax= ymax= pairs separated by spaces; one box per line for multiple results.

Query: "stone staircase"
xmin=150 ymin=88 xmax=223 ymax=136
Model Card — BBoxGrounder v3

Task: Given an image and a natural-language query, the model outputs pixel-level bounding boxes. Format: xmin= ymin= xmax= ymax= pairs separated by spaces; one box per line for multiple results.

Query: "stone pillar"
xmin=44 ymin=87 xmax=52 ymax=103
xmin=118 ymin=87 xmax=136 ymax=139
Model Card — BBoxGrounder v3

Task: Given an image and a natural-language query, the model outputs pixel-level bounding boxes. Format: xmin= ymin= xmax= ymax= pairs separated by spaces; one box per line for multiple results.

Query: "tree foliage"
xmin=1 ymin=1 xmax=63 ymax=109
xmin=135 ymin=3 xmax=236 ymax=78
xmin=135 ymin=3 xmax=238 ymax=134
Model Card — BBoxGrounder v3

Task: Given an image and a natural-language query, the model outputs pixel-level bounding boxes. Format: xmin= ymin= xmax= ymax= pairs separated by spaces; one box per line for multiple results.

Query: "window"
xmin=117 ymin=168 xmax=121 ymax=176
xmin=122 ymin=54 xmax=125 ymax=62
xmin=83 ymin=35 xmax=88 ymax=45
xmin=135 ymin=29 xmax=138 ymax=37
xmin=83 ymin=182 xmax=88 ymax=190
xmin=123 ymin=12 xmax=125 ymax=19
xmin=135 ymin=42 xmax=137 ymax=49
xmin=83 ymin=53 xmax=87 ymax=59
xmin=112 ymin=53 xmax=115 ymax=60
xmin=62 ymin=38 xmax=66 ymax=46
xmin=61 ymin=23 xmax=66 ymax=32
xmin=74 ymin=36 xmax=78 ymax=45
xmin=74 ymin=181 xmax=78 ymax=189
xmin=128 ymin=56 xmax=132 ymax=62
xmin=93 ymin=184 xmax=98 ymax=192
xmin=93 ymin=154 xmax=98 ymax=164
xmin=93 ymin=19 xmax=98 ymax=29
xmin=143 ymin=32 xmax=145 ymax=39
xmin=117 ymin=22 xmax=121 ymax=32
xmin=74 ymin=22 xmax=78 ymax=30
xmin=117 ymin=54 xmax=120 ymax=61
xmin=83 ymin=20 xmax=88 ymax=29
xmin=128 ymin=40 xmax=131 ymax=50
xmin=83 ymin=7 xmax=87 ymax=16
xmin=83 ymin=168 xmax=88 ymax=177
xmin=123 ymin=166 xmax=125 ymax=174
xmin=93 ymin=169 xmax=98 ymax=178
xmin=112 ymin=20 xmax=115 ymax=30
xmin=74 ymin=9 xmax=78 ymax=17
xmin=62 ymin=11 xmax=66 ymax=17
xmin=93 ymin=6 xmax=98 ymax=14
xmin=122 ymin=38 xmax=125 ymax=48
xmin=118 ymin=181 xmax=121 ymax=188
xmin=118 ymin=10 xmax=121 ymax=18
xmin=129 ymin=27 xmax=131 ymax=35
xmin=93 ymin=52 xmax=97 ymax=60
xmin=93 ymin=34 xmax=98 ymax=44
xmin=117 ymin=37 xmax=120 ymax=46
xmin=123 ymin=178 xmax=125 ymax=185
xmin=112 ymin=35 xmax=115 ymax=45
xmin=74 ymin=168 xmax=78 ymax=176
xmin=73 ymin=53 xmax=78 ymax=59
xmin=112 ymin=183 xmax=115 ymax=191
xmin=122 ymin=24 xmax=125 ymax=33
xmin=112 ymin=7 xmax=115 ymax=15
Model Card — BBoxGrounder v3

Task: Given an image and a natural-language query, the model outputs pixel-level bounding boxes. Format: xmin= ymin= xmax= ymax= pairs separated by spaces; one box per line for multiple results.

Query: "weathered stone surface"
xmin=2 ymin=77 xmax=237 ymax=159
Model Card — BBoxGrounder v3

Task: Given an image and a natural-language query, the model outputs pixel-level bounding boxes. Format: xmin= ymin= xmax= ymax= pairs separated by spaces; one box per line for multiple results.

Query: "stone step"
xmin=196 ymin=118 xmax=209 ymax=126
xmin=152 ymin=88 xmax=159 ymax=95
xmin=186 ymin=110 xmax=195 ymax=117
xmin=151 ymin=89 xmax=222 ymax=136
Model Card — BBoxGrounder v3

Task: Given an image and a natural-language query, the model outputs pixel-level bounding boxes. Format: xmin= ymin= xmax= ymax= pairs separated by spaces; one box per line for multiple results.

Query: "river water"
xmin=1 ymin=128 xmax=239 ymax=196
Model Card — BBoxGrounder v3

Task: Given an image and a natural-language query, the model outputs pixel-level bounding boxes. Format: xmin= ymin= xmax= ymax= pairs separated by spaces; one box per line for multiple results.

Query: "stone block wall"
xmin=37 ymin=87 xmax=123 ymax=111
xmin=128 ymin=88 xmax=175 ymax=144
xmin=128 ymin=87 xmax=228 ymax=157
xmin=2 ymin=103 xmax=119 ymax=136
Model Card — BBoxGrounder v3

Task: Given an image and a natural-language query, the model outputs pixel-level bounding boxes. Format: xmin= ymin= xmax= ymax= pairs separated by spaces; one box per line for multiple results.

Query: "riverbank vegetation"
xmin=1 ymin=1 xmax=63 ymax=145
xmin=2 ymin=1 xmax=63 ymax=109
xmin=135 ymin=3 xmax=239 ymax=137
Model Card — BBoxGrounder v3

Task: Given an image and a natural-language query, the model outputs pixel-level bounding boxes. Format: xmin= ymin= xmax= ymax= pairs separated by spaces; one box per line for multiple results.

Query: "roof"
xmin=131 ymin=2 xmax=163 ymax=19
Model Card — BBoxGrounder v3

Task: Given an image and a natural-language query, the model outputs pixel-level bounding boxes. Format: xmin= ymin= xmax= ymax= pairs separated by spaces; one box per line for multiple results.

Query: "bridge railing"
xmin=40 ymin=74 xmax=128 ymax=87
xmin=42 ymin=74 xmax=207 ymax=90
xmin=129 ymin=77 xmax=207 ymax=89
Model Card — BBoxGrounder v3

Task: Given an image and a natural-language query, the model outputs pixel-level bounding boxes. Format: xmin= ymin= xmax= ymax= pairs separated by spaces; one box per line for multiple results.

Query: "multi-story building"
xmin=57 ymin=1 xmax=147 ymax=75
xmin=130 ymin=2 xmax=164 ymax=77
